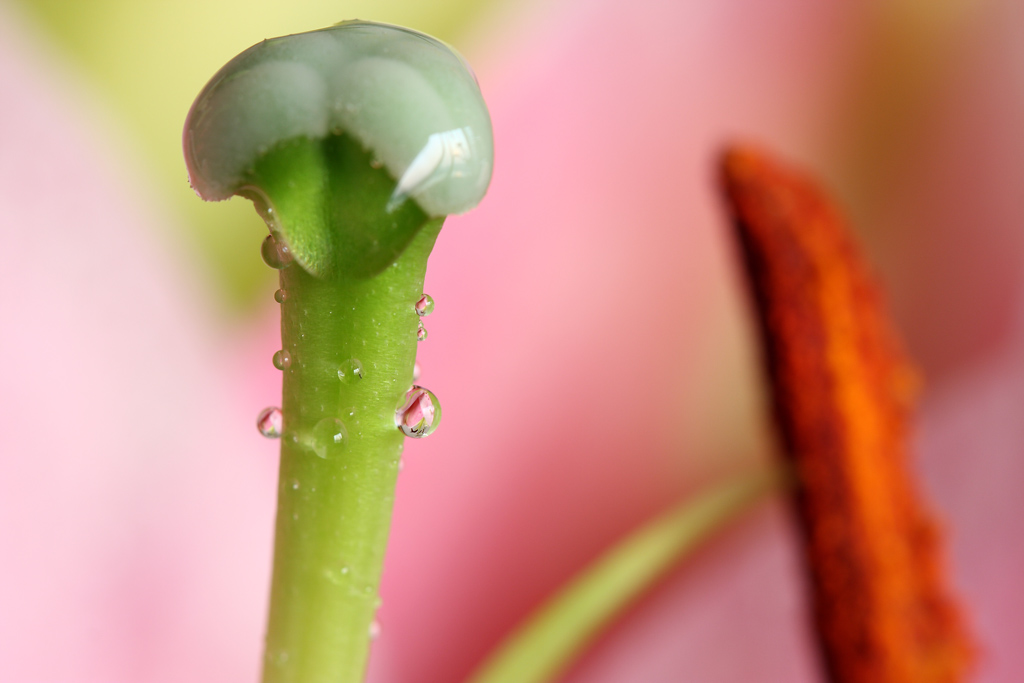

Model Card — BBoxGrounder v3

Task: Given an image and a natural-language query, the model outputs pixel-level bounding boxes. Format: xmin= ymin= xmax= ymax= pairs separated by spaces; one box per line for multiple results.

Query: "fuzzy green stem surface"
xmin=261 ymin=219 xmax=442 ymax=683
xmin=467 ymin=465 xmax=789 ymax=683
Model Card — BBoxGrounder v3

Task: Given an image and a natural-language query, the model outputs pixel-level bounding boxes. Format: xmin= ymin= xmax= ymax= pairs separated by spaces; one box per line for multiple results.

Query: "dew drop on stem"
xmin=257 ymin=407 xmax=283 ymax=438
xmin=417 ymin=321 xmax=428 ymax=342
xmin=274 ymin=288 xmax=288 ymax=303
xmin=311 ymin=417 xmax=348 ymax=458
xmin=395 ymin=386 xmax=441 ymax=438
xmin=337 ymin=358 xmax=364 ymax=383
xmin=261 ymin=233 xmax=293 ymax=269
xmin=273 ymin=349 xmax=292 ymax=370
xmin=415 ymin=294 xmax=434 ymax=316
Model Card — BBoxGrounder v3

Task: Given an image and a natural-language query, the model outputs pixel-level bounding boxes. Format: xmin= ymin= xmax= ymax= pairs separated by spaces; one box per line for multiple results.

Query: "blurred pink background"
xmin=1 ymin=0 xmax=1022 ymax=681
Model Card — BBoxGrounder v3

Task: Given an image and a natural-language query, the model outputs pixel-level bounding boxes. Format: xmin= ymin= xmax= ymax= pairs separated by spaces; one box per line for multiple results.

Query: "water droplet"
xmin=261 ymin=233 xmax=293 ymax=269
xmin=311 ymin=417 xmax=348 ymax=458
xmin=395 ymin=386 xmax=441 ymax=438
xmin=291 ymin=479 xmax=300 ymax=490
xmin=369 ymin=620 xmax=381 ymax=640
xmin=273 ymin=349 xmax=292 ymax=370
xmin=415 ymin=294 xmax=434 ymax=316
xmin=257 ymin=407 xmax=283 ymax=438
xmin=274 ymin=288 xmax=288 ymax=303
xmin=417 ymin=321 xmax=428 ymax=342
xmin=337 ymin=358 xmax=364 ymax=383
xmin=412 ymin=363 xmax=421 ymax=382
xmin=323 ymin=568 xmax=347 ymax=586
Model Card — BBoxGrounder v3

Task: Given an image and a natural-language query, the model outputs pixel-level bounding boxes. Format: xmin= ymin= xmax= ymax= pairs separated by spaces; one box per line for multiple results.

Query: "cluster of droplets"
xmin=415 ymin=293 xmax=433 ymax=342
xmin=256 ymin=409 xmax=350 ymax=456
xmin=395 ymin=386 xmax=441 ymax=438
xmin=259 ymin=292 xmax=442 ymax=442
xmin=261 ymin=233 xmax=293 ymax=270
xmin=257 ymin=407 xmax=283 ymax=438
xmin=401 ymin=293 xmax=438 ymax=436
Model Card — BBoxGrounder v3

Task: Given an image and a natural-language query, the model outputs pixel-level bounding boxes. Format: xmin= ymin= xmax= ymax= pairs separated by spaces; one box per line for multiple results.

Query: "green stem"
xmin=261 ymin=218 xmax=443 ymax=683
xmin=467 ymin=465 xmax=788 ymax=683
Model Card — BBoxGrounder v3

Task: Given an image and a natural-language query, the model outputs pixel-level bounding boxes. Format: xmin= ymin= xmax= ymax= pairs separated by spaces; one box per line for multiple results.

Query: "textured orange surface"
xmin=720 ymin=147 xmax=974 ymax=683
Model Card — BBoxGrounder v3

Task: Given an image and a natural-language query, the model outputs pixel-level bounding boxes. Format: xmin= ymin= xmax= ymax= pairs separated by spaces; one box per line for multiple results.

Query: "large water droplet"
xmin=338 ymin=358 xmax=364 ymax=383
xmin=273 ymin=349 xmax=292 ymax=370
xmin=311 ymin=417 xmax=348 ymax=458
xmin=274 ymin=288 xmax=288 ymax=303
xmin=257 ymin=407 xmax=283 ymax=438
xmin=415 ymin=294 xmax=434 ymax=316
xmin=395 ymin=386 xmax=441 ymax=438
xmin=261 ymin=233 xmax=293 ymax=269
xmin=417 ymin=321 xmax=428 ymax=342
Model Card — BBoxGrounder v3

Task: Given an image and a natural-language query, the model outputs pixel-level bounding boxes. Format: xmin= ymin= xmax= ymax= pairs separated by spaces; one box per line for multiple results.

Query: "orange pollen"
xmin=720 ymin=145 xmax=974 ymax=683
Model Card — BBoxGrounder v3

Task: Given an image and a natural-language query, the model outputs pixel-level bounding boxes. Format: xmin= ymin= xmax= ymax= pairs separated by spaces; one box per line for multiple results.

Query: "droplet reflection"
xmin=257 ymin=407 xmax=283 ymax=438
xmin=415 ymin=294 xmax=434 ymax=316
xmin=395 ymin=386 xmax=441 ymax=438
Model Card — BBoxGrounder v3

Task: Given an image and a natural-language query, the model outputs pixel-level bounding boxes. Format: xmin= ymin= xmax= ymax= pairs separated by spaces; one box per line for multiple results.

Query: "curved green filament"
xmin=467 ymin=465 xmax=789 ymax=683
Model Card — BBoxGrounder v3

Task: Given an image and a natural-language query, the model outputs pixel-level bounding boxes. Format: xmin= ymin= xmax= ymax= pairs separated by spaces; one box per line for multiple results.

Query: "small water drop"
xmin=257 ymin=407 xmax=283 ymax=438
xmin=412 ymin=362 xmax=421 ymax=382
xmin=261 ymin=233 xmax=293 ymax=270
xmin=417 ymin=321 xmax=428 ymax=342
xmin=369 ymin=620 xmax=381 ymax=640
xmin=337 ymin=358 xmax=364 ymax=383
xmin=312 ymin=417 xmax=348 ymax=458
xmin=323 ymin=568 xmax=346 ymax=586
xmin=274 ymin=288 xmax=288 ymax=303
xmin=291 ymin=479 xmax=300 ymax=490
xmin=395 ymin=386 xmax=441 ymax=438
xmin=415 ymin=294 xmax=434 ymax=316
xmin=273 ymin=349 xmax=292 ymax=370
